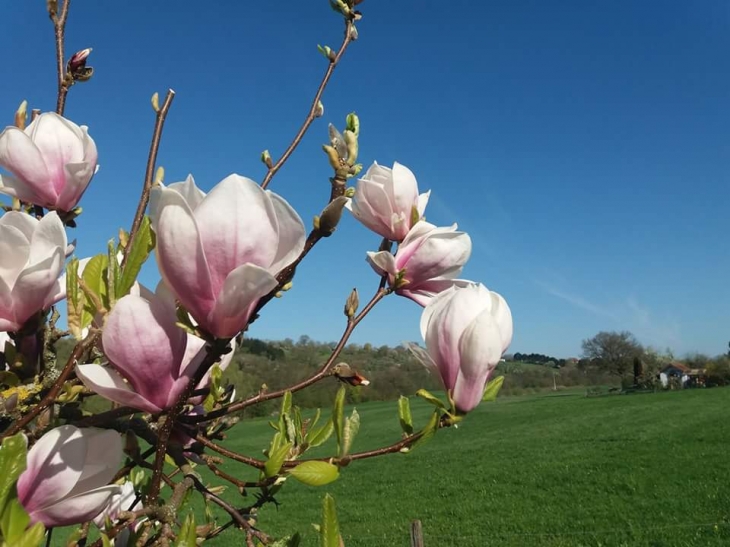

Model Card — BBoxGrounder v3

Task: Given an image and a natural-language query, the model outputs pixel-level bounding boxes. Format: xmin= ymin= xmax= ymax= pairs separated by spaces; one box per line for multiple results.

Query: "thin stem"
xmin=51 ymin=0 xmax=71 ymax=115
xmin=195 ymin=435 xmax=265 ymax=469
xmin=2 ymin=333 xmax=99 ymax=439
xmin=122 ymin=89 xmax=175 ymax=268
xmin=260 ymin=20 xmax=354 ymax=190
xmin=184 ymin=285 xmax=387 ymax=425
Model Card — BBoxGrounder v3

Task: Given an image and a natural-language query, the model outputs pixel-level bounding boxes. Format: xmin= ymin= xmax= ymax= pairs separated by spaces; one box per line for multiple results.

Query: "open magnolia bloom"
xmin=367 ymin=221 xmax=472 ymax=306
xmin=0 ymin=112 xmax=98 ymax=212
xmin=149 ymin=174 xmax=306 ymax=338
xmin=17 ymin=425 xmax=123 ymax=527
xmin=346 ymin=161 xmax=430 ymax=242
xmin=93 ymin=481 xmax=143 ymax=529
xmin=407 ymin=283 xmax=513 ymax=413
xmin=76 ymin=285 xmax=234 ymax=414
xmin=0 ymin=211 xmax=67 ymax=331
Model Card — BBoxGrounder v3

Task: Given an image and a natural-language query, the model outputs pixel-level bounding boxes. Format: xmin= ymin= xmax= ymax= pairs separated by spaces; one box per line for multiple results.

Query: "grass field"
xmin=186 ymin=387 xmax=730 ymax=547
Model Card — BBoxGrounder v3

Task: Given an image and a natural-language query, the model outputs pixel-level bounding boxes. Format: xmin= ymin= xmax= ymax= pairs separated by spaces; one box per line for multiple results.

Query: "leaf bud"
xmin=314 ymin=101 xmax=325 ymax=118
xmin=317 ymin=196 xmax=348 ymax=236
xmin=343 ymin=130 xmax=358 ymax=166
xmin=14 ymin=100 xmax=27 ymax=130
xmin=344 ymin=288 xmax=359 ymax=318
xmin=151 ymin=92 xmax=160 ymax=112
xmin=261 ymin=149 xmax=273 ymax=169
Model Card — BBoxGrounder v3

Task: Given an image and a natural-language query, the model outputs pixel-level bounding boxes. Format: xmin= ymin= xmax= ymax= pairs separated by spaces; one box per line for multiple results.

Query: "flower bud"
xmin=333 ymin=363 xmax=370 ymax=386
xmin=315 ymin=101 xmax=325 ymax=118
xmin=345 ymin=112 xmax=359 ymax=137
xmin=322 ymin=144 xmax=341 ymax=170
xmin=14 ymin=100 xmax=28 ymax=130
xmin=328 ymin=124 xmax=347 ymax=158
xmin=67 ymin=48 xmax=93 ymax=82
xmin=261 ymin=149 xmax=273 ymax=169
xmin=344 ymin=288 xmax=359 ymax=318
xmin=151 ymin=92 xmax=160 ymax=112
xmin=318 ymin=196 xmax=348 ymax=236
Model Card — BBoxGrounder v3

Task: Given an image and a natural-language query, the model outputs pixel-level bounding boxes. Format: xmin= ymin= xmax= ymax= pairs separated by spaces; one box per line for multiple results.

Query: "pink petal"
xmin=76 ymin=364 xmax=162 ymax=414
xmin=206 ymin=263 xmax=278 ymax=338
xmin=0 ymin=126 xmax=51 ymax=199
xmin=12 ymin=249 xmax=64 ymax=325
xmin=365 ymin=251 xmax=397 ymax=278
xmin=267 ymin=191 xmax=306 ymax=274
xmin=155 ymin=186 xmax=215 ymax=323
xmin=31 ymin=485 xmax=121 ymax=528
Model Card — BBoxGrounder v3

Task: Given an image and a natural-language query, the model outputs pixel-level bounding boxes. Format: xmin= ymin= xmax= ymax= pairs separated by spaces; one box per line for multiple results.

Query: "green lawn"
xmin=189 ymin=387 xmax=730 ymax=546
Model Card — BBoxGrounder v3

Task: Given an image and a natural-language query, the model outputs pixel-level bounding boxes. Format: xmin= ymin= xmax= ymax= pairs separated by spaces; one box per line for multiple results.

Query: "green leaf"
xmin=289 ymin=461 xmax=339 ymax=487
xmin=270 ymin=534 xmax=302 ymax=547
xmin=321 ymin=494 xmax=340 ymax=547
xmin=0 ymin=433 xmax=27 ymax=515
xmin=409 ymin=410 xmax=440 ymax=452
xmin=341 ymin=408 xmax=360 ymax=457
xmin=332 ymin=386 xmax=346 ymax=454
xmin=106 ymin=239 xmax=120 ymax=307
xmin=0 ymin=498 xmax=29 ymax=543
xmin=280 ymin=391 xmax=293 ymax=417
xmin=283 ymin=414 xmax=297 ymax=445
xmin=264 ymin=442 xmax=292 ymax=478
xmin=118 ymin=215 xmax=155 ymax=297
xmin=307 ymin=419 xmax=334 ymax=448
xmin=415 ymin=388 xmax=446 ymax=410
xmin=65 ymin=258 xmax=85 ymax=339
xmin=482 ymin=375 xmax=505 ymax=402
xmin=176 ymin=513 xmax=197 ymax=547
xmin=398 ymin=396 xmax=413 ymax=435
xmin=81 ymin=253 xmax=109 ymax=324
xmin=14 ymin=522 xmax=45 ymax=547
xmin=100 ymin=532 xmax=112 ymax=547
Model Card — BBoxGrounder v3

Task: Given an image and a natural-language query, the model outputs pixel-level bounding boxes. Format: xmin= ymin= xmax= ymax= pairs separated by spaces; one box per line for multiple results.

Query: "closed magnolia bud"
xmin=151 ymin=92 xmax=160 ymax=112
xmin=261 ymin=149 xmax=273 ymax=169
xmin=344 ymin=130 xmax=358 ymax=166
xmin=14 ymin=100 xmax=28 ymax=130
xmin=67 ymin=48 xmax=93 ymax=83
xmin=344 ymin=288 xmax=359 ymax=317
xmin=318 ymin=196 xmax=348 ymax=236
xmin=328 ymin=124 xmax=347 ymax=158
xmin=322 ymin=144 xmax=341 ymax=170
xmin=315 ymin=101 xmax=325 ymax=118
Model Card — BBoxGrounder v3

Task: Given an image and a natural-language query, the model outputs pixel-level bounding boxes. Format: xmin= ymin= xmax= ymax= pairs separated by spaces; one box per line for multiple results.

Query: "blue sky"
xmin=1 ymin=1 xmax=729 ymax=358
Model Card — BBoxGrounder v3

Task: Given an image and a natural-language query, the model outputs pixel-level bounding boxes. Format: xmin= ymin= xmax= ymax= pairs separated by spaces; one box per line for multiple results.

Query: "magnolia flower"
xmin=367 ymin=222 xmax=471 ymax=306
xmin=149 ymin=174 xmax=305 ymax=338
xmin=76 ymin=285 xmax=234 ymax=413
xmin=0 ymin=211 xmax=67 ymax=331
xmin=17 ymin=425 xmax=123 ymax=527
xmin=346 ymin=161 xmax=430 ymax=242
xmin=408 ymin=283 xmax=513 ymax=413
xmin=0 ymin=112 xmax=98 ymax=211
xmin=93 ymin=481 xmax=142 ymax=529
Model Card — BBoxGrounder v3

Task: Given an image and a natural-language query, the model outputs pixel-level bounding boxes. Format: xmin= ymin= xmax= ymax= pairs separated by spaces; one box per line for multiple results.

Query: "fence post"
xmin=410 ymin=519 xmax=424 ymax=547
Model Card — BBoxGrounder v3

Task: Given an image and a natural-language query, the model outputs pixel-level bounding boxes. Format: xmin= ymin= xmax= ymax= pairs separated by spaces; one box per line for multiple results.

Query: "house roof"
xmin=661 ymin=362 xmax=690 ymax=373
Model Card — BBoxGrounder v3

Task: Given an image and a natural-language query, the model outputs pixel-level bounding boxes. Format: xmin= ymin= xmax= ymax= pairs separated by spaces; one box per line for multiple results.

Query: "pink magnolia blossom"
xmin=0 ymin=211 xmax=67 ymax=331
xmin=93 ymin=481 xmax=142 ymax=529
xmin=346 ymin=161 xmax=430 ymax=242
xmin=76 ymin=285 xmax=233 ymax=413
xmin=149 ymin=174 xmax=305 ymax=338
xmin=408 ymin=283 xmax=513 ymax=413
xmin=17 ymin=425 xmax=122 ymax=527
xmin=0 ymin=112 xmax=98 ymax=211
xmin=366 ymin=221 xmax=471 ymax=306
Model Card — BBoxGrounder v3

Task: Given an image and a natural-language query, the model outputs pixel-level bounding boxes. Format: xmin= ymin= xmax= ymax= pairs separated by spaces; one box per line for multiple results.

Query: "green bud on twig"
xmin=345 ymin=187 xmax=356 ymax=198
xmin=261 ymin=149 xmax=273 ymax=169
xmin=322 ymin=145 xmax=341 ymax=170
xmin=315 ymin=101 xmax=325 ymax=118
xmin=318 ymin=196 xmax=348 ymax=236
xmin=345 ymin=112 xmax=360 ymax=137
xmin=151 ymin=92 xmax=160 ymax=113
xmin=14 ymin=100 xmax=27 ymax=130
xmin=344 ymin=130 xmax=358 ymax=166
xmin=344 ymin=288 xmax=359 ymax=318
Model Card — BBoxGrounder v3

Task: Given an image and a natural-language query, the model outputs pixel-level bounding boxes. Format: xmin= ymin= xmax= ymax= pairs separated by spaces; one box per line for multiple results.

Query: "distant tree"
xmin=581 ymin=331 xmax=643 ymax=377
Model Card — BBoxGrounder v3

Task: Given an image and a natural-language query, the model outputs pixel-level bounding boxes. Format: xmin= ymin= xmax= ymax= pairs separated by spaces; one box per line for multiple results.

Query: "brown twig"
xmin=122 ymin=89 xmax=175 ymax=268
xmin=1 ymin=332 xmax=99 ymax=439
xmin=195 ymin=435 xmax=265 ymax=469
xmin=260 ymin=20 xmax=354 ymax=190
xmin=184 ymin=285 xmax=387 ymax=425
xmin=49 ymin=0 xmax=71 ymax=115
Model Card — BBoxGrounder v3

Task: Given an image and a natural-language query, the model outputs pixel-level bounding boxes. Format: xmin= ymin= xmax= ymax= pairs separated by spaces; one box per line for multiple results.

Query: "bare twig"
xmin=184 ymin=284 xmax=387 ymax=425
xmin=49 ymin=0 xmax=72 ymax=115
xmin=122 ymin=89 xmax=175 ymax=268
xmin=260 ymin=20 xmax=355 ymax=190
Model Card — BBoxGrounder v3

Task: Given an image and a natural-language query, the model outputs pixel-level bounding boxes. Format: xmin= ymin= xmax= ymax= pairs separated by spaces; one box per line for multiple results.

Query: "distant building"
xmin=659 ymin=362 xmax=706 ymax=388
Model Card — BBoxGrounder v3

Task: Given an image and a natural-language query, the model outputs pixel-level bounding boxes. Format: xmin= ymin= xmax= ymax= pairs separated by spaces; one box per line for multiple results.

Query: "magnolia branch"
xmin=48 ymin=0 xmax=71 ymax=115
xmin=122 ymin=89 xmax=176 ymax=268
xmin=1 ymin=332 xmax=99 ymax=439
xmin=260 ymin=19 xmax=355 ymax=190
xmin=184 ymin=284 xmax=387 ymax=425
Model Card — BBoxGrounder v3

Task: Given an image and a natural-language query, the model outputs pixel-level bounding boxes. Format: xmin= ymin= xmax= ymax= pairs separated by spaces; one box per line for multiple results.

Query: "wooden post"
xmin=410 ymin=519 xmax=424 ymax=547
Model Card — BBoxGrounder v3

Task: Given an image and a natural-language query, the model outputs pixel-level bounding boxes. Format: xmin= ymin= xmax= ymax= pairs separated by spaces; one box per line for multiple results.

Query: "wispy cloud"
xmin=534 ymin=280 xmax=618 ymax=320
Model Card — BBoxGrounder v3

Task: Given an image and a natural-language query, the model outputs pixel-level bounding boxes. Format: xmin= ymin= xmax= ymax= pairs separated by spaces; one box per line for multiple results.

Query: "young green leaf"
xmin=409 ymin=410 xmax=440 ymax=452
xmin=0 ymin=433 xmax=27 ymax=515
xmin=341 ymin=408 xmax=360 ymax=457
xmin=15 ymin=523 xmax=46 ymax=547
xmin=398 ymin=396 xmax=414 ymax=435
xmin=307 ymin=419 xmax=334 ymax=448
xmin=65 ymin=258 xmax=85 ymax=339
xmin=81 ymin=253 xmax=109 ymax=322
xmin=106 ymin=239 xmax=120 ymax=307
xmin=321 ymin=494 xmax=340 ymax=547
xmin=332 ymin=386 xmax=346 ymax=454
xmin=176 ymin=513 xmax=197 ymax=547
xmin=0 ymin=498 xmax=30 ymax=543
xmin=289 ymin=461 xmax=339 ymax=487
xmin=117 ymin=215 xmax=155 ymax=297
xmin=482 ymin=375 xmax=505 ymax=402
xmin=264 ymin=442 xmax=292 ymax=478
xmin=415 ymin=388 xmax=446 ymax=409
